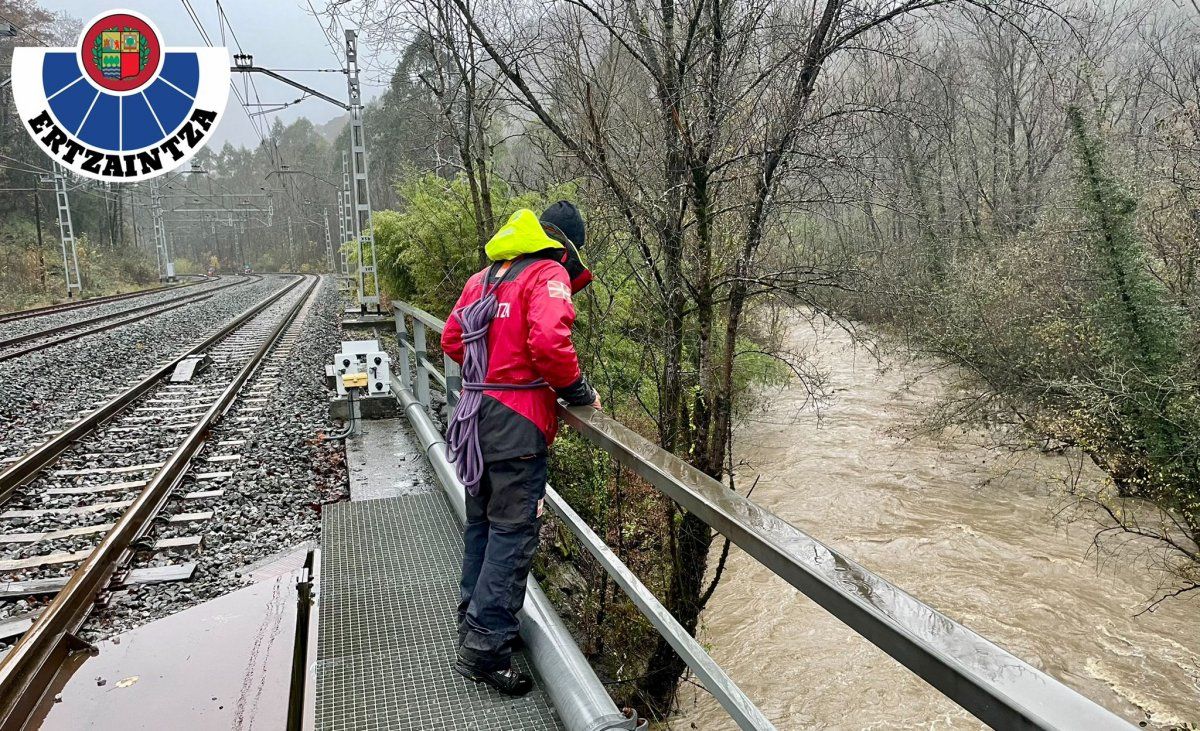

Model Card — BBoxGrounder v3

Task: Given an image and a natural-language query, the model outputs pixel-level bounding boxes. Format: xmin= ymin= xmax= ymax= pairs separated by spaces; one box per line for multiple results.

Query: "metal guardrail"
xmin=391 ymin=301 xmax=1134 ymax=731
xmin=392 ymin=383 xmax=641 ymax=731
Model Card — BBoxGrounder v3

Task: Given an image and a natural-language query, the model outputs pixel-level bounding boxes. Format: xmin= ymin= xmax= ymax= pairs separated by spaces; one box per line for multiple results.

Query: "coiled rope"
xmin=446 ymin=274 xmax=545 ymax=495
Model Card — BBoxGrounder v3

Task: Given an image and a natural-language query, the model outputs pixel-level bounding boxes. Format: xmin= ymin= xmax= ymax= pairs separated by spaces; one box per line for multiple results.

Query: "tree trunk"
xmin=636 ymin=511 xmax=713 ymax=717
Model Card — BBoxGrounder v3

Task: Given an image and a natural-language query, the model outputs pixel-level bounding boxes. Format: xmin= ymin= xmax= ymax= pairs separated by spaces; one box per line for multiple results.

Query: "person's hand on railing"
xmin=591 ymin=392 xmax=602 ymax=411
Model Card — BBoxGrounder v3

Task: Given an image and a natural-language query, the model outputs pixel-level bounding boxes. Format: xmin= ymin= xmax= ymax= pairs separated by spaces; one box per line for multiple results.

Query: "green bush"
xmin=369 ymin=173 xmax=573 ymax=315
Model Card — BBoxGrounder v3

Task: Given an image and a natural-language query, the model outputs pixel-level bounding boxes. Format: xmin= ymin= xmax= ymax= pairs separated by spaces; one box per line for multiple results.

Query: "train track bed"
xmin=0 ymin=278 xmax=325 ymax=657
xmin=0 ymin=277 xmax=289 ymax=466
xmin=82 ymin=276 xmax=347 ymax=640
xmin=0 ymin=277 xmax=219 ymax=341
xmin=0 ymin=279 xmax=251 ymax=363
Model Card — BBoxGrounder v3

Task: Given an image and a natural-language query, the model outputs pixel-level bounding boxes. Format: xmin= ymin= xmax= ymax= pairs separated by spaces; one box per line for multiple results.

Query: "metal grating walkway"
xmin=315 ymin=492 xmax=565 ymax=731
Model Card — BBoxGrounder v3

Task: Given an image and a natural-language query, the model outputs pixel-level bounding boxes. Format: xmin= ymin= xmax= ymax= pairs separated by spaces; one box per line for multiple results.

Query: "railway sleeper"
xmin=51 ymin=462 xmax=164 ymax=477
xmin=111 ymin=562 xmax=198 ymax=589
xmin=0 ymin=523 xmax=114 ymax=546
xmin=1 ymin=500 xmax=134 ymax=519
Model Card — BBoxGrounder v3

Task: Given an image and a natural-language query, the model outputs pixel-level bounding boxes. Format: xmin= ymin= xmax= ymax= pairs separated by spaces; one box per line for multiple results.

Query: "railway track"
xmin=0 ymin=277 xmax=251 ymax=362
xmin=0 ymin=277 xmax=208 ymax=326
xmin=0 ymin=275 xmax=320 ymax=727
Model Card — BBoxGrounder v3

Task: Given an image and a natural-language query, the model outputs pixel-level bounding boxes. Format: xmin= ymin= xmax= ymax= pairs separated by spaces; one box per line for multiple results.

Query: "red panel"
xmin=120 ymin=52 xmax=139 ymax=79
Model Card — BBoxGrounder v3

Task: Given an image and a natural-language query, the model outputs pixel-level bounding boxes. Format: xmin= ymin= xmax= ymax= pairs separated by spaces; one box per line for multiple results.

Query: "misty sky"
xmin=46 ymin=1 xmax=389 ymax=148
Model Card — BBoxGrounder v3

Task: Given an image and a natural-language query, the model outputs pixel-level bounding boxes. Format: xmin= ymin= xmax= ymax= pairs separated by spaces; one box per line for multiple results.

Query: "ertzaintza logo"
xmin=10 ymin=9 xmax=229 ymax=182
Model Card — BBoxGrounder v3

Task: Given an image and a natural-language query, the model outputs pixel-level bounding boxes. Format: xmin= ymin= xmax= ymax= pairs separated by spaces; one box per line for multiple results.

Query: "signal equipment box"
xmin=327 ymin=340 xmax=392 ymax=397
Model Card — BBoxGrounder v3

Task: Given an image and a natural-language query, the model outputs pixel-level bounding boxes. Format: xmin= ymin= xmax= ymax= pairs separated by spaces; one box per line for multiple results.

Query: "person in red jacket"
xmin=442 ymin=201 xmax=599 ymax=695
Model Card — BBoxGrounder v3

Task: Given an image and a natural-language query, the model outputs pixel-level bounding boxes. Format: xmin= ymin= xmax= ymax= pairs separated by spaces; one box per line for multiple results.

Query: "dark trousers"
xmin=457 ymin=454 xmax=546 ymax=671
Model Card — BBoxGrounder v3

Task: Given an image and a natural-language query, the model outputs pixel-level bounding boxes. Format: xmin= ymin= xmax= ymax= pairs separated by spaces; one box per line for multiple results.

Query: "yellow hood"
xmin=484 ymin=209 xmax=564 ymax=261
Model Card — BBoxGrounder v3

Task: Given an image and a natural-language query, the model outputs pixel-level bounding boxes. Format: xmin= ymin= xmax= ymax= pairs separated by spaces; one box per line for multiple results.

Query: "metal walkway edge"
xmin=315 ymin=490 xmax=565 ymax=730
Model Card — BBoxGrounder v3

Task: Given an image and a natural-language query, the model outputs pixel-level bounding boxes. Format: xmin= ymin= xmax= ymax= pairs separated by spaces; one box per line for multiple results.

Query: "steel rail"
xmin=0 ymin=277 xmax=248 ymax=351
xmin=0 ymin=278 xmax=209 ymax=325
xmin=0 ymin=275 xmax=320 ymax=730
xmin=392 ymin=300 xmax=1134 ymax=731
xmin=0 ymin=276 xmax=303 ymax=503
xmin=0 ymin=279 xmax=253 ymax=362
xmin=0 ymin=294 xmax=216 ymax=362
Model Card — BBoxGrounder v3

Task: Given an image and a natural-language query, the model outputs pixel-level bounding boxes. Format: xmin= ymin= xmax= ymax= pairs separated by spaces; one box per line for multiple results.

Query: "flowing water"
xmin=671 ymin=319 xmax=1200 ymax=730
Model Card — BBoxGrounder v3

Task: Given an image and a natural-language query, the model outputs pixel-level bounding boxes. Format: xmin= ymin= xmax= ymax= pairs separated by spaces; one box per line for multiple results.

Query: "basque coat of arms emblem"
xmin=9 ymin=9 xmax=229 ymax=182
xmin=96 ymin=28 xmax=149 ymax=80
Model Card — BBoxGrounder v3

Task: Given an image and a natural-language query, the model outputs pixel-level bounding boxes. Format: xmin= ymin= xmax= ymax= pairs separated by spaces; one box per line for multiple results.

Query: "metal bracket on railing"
xmin=383 ymin=298 xmax=1136 ymax=731
xmin=443 ymin=359 xmax=461 ymax=411
xmin=394 ymin=310 xmax=412 ymax=393
xmin=412 ymin=321 xmax=430 ymax=410
xmin=619 ymin=708 xmax=648 ymax=730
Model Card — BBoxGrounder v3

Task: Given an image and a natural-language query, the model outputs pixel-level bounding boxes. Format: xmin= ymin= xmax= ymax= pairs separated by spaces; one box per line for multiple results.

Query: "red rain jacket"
xmin=442 ymin=256 xmax=584 ymax=453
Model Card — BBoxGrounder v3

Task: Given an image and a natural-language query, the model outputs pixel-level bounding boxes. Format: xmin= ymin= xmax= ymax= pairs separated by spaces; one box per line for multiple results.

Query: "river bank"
xmin=670 ymin=318 xmax=1199 ymax=730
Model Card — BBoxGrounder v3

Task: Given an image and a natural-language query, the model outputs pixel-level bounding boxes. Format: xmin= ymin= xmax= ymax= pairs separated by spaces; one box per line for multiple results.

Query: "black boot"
xmin=453 ymin=660 xmax=534 ymax=697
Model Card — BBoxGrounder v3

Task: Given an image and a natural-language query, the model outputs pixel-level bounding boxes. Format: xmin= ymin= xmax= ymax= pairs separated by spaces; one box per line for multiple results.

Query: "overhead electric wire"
xmin=181 ymin=0 xmax=351 ymax=246
xmin=0 ymin=154 xmax=51 ymax=176
xmin=180 ymin=0 xmax=268 ymax=150
xmin=208 ymin=0 xmax=304 ymax=217
xmin=0 ymin=154 xmax=126 ymax=205
xmin=214 ymin=0 xmax=272 ymax=149
xmin=305 ymin=0 xmax=345 ymax=64
xmin=0 ymin=13 xmax=51 ymax=47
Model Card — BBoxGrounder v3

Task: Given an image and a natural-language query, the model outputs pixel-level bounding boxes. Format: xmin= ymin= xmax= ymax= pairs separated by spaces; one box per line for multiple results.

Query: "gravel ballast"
xmin=0 ymin=276 xmax=291 ymax=462
xmin=0 ymin=278 xmax=227 ymax=341
xmin=83 ymin=275 xmax=349 ymax=639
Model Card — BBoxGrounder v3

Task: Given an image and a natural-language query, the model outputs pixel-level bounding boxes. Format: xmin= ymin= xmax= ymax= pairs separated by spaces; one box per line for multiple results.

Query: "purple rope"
xmin=446 ymin=281 xmax=545 ymax=495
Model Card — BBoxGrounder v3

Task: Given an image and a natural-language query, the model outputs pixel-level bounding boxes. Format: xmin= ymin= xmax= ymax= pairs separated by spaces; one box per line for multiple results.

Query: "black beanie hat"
xmin=540 ymin=200 xmax=585 ymax=249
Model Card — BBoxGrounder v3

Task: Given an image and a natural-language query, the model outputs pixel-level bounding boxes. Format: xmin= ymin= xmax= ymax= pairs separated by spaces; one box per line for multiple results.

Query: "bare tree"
xmin=429 ymin=0 xmax=968 ymax=713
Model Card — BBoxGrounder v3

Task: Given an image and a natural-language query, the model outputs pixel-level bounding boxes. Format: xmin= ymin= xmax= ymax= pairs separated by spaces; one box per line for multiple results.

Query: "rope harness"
xmin=446 ymin=264 xmax=547 ymax=495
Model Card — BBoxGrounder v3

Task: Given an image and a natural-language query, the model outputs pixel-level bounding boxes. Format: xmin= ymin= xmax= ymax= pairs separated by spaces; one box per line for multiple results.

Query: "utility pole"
xmin=150 ymin=179 xmax=174 ymax=282
xmin=31 ymin=174 xmax=46 ymax=291
xmin=323 ymin=206 xmax=336 ymax=273
xmin=211 ymin=221 xmax=220 ymax=270
xmin=336 ymin=193 xmax=345 ymax=272
xmin=45 ymin=165 xmax=82 ymax=298
xmin=287 ymin=216 xmax=295 ymax=271
xmin=231 ymin=39 xmax=377 ymax=303
xmin=232 ymin=223 xmax=242 ymax=272
xmin=206 ymin=169 xmax=219 ymax=266
xmin=240 ymin=220 xmax=249 ymax=272
xmin=344 ymin=29 xmax=379 ymax=313
xmin=340 ymin=153 xmax=352 ymax=277
xmin=128 ymin=187 xmax=140 ymax=253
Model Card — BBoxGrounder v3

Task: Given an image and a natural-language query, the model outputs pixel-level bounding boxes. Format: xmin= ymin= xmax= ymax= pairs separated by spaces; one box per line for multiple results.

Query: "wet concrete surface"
xmin=39 ymin=564 xmax=304 ymax=730
xmin=346 ymin=418 xmax=437 ymax=501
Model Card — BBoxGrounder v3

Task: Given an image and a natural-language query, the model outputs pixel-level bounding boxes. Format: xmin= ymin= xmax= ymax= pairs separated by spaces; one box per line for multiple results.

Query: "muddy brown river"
xmin=671 ymin=320 xmax=1199 ymax=730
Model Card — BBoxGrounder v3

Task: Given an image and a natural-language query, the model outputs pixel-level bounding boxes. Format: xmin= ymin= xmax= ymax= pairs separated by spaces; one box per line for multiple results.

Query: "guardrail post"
xmin=380 ymin=298 xmax=1138 ymax=731
xmin=394 ymin=308 xmax=412 ymax=392
xmin=444 ymin=358 xmax=461 ymax=410
xmin=413 ymin=320 xmax=430 ymax=410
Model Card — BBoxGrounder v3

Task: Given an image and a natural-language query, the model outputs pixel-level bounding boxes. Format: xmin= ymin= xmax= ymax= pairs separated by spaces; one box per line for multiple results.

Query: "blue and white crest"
xmin=11 ymin=9 xmax=229 ymax=182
